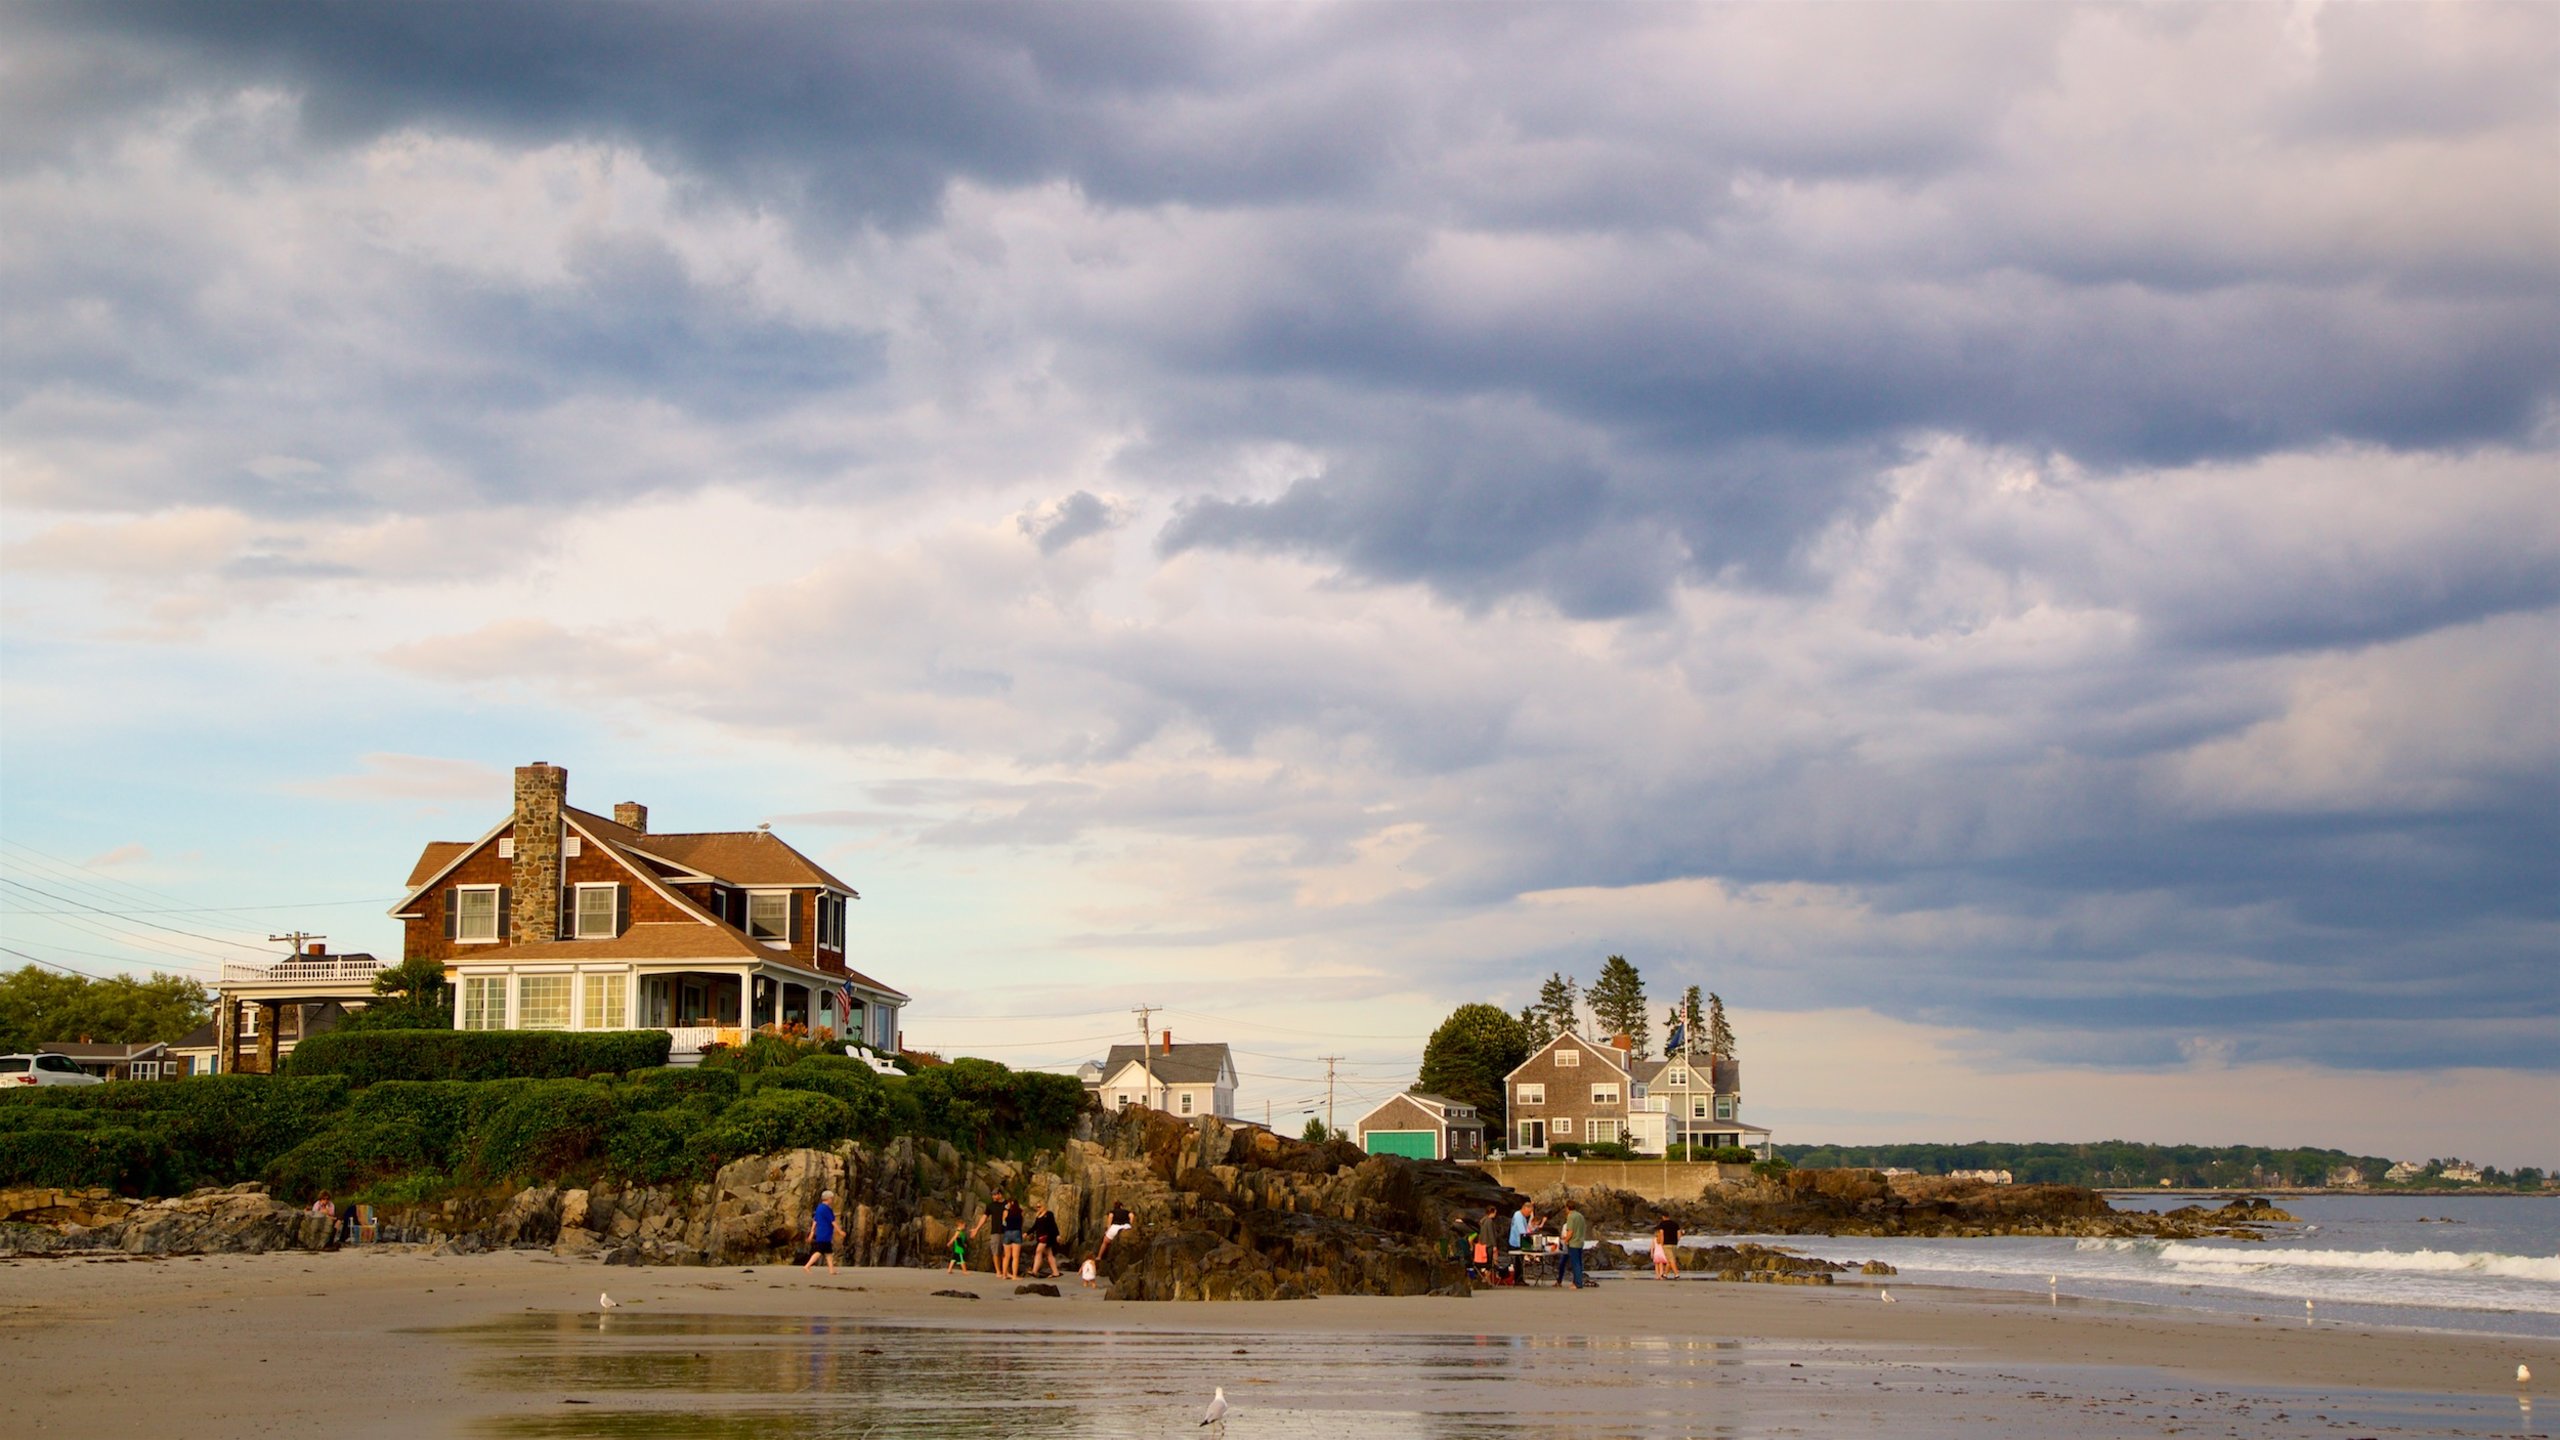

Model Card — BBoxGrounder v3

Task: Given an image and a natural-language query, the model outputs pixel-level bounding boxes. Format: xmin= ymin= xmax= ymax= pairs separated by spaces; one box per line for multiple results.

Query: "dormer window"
xmin=747 ymin=891 xmax=791 ymax=942
xmin=1554 ymin=1049 xmax=1579 ymax=1067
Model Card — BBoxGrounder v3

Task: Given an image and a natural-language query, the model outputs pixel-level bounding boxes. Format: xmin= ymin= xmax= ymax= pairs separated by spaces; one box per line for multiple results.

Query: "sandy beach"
xmin=3 ymin=1248 xmax=2549 ymax=1438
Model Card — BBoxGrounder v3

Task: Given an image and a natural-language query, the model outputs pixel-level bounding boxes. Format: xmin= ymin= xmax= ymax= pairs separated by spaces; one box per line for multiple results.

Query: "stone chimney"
xmin=511 ymin=762 xmax=567 ymax=945
xmin=613 ymin=801 xmax=648 ymax=834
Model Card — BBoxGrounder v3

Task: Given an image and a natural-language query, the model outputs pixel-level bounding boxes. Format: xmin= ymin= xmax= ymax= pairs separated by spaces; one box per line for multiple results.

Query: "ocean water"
xmin=1674 ymin=1193 xmax=2560 ymax=1340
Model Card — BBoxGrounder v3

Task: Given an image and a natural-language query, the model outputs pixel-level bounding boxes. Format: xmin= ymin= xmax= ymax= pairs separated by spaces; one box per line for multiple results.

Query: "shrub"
xmin=605 ymin=1102 xmax=718 ymax=1184
xmin=336 ymin=1080 xmax=518 ymax=1172
xmin=0 ymin=1073 xmax=351 ymax=1193
xmin=266 ymin=1117 xmax=436 ymax=1200
xmin=903 ymin=1058 xmax=1090 ymax=1152
xmin=699 ymin=1031 xmax=835 ymax=1075
xmin=621 ymin=1065 xmax=740 ymax=1105
xmin=0 ymin=1125 xmax=162 ymax=1190
xmin=470 ymin=1078 xmax=619 ymax=1182
xmin=283 ymin=1029 xmax=672 ymax=1083
xmin=1582 ymin=1141 xmax=1637 ymax=1161
xmin=1751 ymin=1156 xmax=1794 ymax=1179
xmin=687 ymin=1088 xmax=855 ymax=1166
xmin=749 ymin=1058 xmax=892 ymax=1141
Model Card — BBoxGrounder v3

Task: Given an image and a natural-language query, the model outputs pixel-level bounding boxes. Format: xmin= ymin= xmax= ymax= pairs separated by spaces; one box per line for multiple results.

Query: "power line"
xmin=0 ymin=943 xmax=129 ymax=982
xmin=0 ymin=876 xmax=273 ymax=955
xmin=0 ymin=897 xmax=394 ymax=916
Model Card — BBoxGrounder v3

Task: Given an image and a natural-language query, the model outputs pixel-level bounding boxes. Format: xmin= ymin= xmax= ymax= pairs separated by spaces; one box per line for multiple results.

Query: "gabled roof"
xmin=38 ymin=1040 xmax=168 ymax=1062
xmin=1357 ymin=1091 xmax=1486 ymax=1130
xmin=394 ymin=805 xmax=859 ymax=918
xmin=1504 ymin=1029 xmax=1632 ymax=1083
xmin=170 ymin=1022 xmax=218 ymax=1051
xmin=1098 ymin=1042 xmax=1233 ymax=1087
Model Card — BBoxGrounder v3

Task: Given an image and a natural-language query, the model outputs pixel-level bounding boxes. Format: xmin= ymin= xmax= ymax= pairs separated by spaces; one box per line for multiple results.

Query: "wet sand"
xmin=2 ymin=1249 xmax=2550 ymax=1437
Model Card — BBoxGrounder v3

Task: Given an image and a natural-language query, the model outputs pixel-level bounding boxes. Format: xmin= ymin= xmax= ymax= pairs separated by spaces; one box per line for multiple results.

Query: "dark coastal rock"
xmin=1671 ymin=1173 xmax=2296 ymax=1240
xmin=1014 ymin=1282 xmax=1061 ymax=1296
xmin=0 ymin=1183 xmax=335 ymax=1256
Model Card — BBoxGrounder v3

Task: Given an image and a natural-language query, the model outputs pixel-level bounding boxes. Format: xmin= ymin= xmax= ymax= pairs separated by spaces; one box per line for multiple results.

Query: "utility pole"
xmin=269 ymin=930 xmax=326 ymax=955
xmin=1320 ymin=1054 xmax=1344 ymax=1139
xmin=1134 ymin=1004 xmax=1157 ymax=1113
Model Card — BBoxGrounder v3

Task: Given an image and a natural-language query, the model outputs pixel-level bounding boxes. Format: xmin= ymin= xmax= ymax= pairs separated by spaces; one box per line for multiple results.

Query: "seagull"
xmin=1200 ymin=1385 xmax=1228 ymax=1430
xmin=1879 ymin=1289 xmax=1895 ymax=1304
xmin=2304 ymin=1299 xmax=2315 ymax=1321
xmin=599 ymin=1292 xmax=621 ymax=1310
xmin=2523 ymin=1364 xmax=2534 ymax=1384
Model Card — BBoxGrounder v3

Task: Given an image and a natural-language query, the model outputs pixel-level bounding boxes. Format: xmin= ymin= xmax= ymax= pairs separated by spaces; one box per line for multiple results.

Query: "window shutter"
xmin=445 ymin=888 xmax=459 ymax=941
xmin=787 ymin=895 xmax=799 ymax=944
xmin=560 ymin=886 xmax=575 ymax=938
xmin=616 ymin=884 xmax=630 ymax=936
xmin=497 ymin=885 xmax=512 ymax=941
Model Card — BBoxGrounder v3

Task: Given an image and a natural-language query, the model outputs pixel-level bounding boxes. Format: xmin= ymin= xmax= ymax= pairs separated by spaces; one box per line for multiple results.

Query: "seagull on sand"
xmin=1200 ymin=1385 xmax=1229 ymax=1430
xmin=2523 ymin=1364 xmax=2534 ymax=1384
xmin=599 ymin=1292 xmax=621 ymax=1310
xmin=1879 ymin=1289 xmax=1895 ymax=1304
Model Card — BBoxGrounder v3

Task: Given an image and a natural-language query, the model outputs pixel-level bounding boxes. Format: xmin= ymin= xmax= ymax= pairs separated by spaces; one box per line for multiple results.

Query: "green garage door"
xmin=1364 ymin=1130 xmax=1438 ymax=1159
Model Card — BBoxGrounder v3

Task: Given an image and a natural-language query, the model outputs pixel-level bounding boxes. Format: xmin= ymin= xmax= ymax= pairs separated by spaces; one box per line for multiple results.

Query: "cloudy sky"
xmin=2 ymin=2 xmax=2553 ymax=1164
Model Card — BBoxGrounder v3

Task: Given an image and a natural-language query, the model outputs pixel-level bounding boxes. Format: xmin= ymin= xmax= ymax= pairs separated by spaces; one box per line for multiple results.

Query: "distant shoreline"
xmin=2101 ymin=1187 xmax=2559 ymax=1199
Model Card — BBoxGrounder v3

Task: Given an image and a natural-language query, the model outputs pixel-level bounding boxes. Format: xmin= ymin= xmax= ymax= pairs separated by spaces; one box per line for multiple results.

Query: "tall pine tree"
xmin=1534 ymin=972 xmax=1581 ymax=1043
xmin=1678 ymin=985 xmax=1704 ymax=1055
xmin=1519 ymin=1003 xmax=1550 ymax=1050
xmin=1706 ymin=991 xmax=1736 ymax=1058
xmin=1586 ymin=955 xmax=1649 ymax=1056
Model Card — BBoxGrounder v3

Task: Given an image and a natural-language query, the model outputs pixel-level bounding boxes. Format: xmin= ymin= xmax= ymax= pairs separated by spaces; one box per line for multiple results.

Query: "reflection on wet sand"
xmin=455 ymin=1312 xmax=2539 ymax=1439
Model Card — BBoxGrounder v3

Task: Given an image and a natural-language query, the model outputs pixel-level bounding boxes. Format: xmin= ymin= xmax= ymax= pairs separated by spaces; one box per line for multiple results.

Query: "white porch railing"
xmin=665 ymin=1026 xmax=745 ymax=1057
xmin=221 ymin=956 xmax=389 ymax=985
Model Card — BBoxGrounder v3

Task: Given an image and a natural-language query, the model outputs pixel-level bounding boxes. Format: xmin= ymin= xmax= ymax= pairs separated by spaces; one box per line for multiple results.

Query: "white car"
xmin=0 ymin=1053 xmax=105 ymax=1087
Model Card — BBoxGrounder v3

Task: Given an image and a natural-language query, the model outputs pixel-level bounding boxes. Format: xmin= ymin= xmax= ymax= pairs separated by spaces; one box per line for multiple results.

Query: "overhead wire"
xmin=0 ymin=876 xmax=274 ymax=956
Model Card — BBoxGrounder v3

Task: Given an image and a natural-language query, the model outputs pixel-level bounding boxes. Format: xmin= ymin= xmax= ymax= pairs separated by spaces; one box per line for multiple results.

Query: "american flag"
xmin=838 ymin=976 xmax=859 ymax=1041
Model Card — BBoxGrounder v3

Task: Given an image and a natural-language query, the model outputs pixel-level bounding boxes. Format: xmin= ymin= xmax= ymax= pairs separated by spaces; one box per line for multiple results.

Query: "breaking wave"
xmin=2158 ymin=1243 xmax=2560 ymax=1284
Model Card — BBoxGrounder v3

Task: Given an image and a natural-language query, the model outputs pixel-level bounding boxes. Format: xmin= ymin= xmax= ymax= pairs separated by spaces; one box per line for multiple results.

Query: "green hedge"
xmin=3 ymin=1047 xmax=1083 ymax=1202
xmin=283 ymin=1029 xmax=672 ymax=1083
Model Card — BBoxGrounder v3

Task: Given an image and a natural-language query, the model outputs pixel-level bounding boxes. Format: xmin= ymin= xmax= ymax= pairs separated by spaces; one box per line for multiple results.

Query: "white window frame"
xmin=455 ymin=884 xmax=502 ymax=943
xmin=460 ymin=976 xmax=506 ymax=1030
xmin=1514 ymin=1082 xmax=1544 ymax=1105
xmin=1554 ymin=1117 xmax=1575 ymax=1136
xmin=238 ymin=1005 xmax=259 ymax=1037
xmin=1587 ymin=1118 xmax=1619 ymax=1144
xmin=517 ymin=975 xmax=572 ymax=1030
xmin=574 ymin=883 xmax=619 ymax=940
xmin=1692 ymin=1098 xmax=1710 ymax=1119
xmin=1630 ymin=1082 xmax=1648 ymax=1101
xmin=1667 ymin=1067 xmax=1688 ymax=1086
xmin=1179 ymin=1090 xmax=1194 ymax=1115
xmin=746 ymin=891 xmax=791 ymax=943
xmin=1590 ymin=1084 xmax=1619 ymax=1106
xmin=1554 ymin=1049 xmax=1580 ymax=1067
xmin=580 ymin=972 xmax=627 ymax=1030
xmin=1716 ymin=1095 xmax=1736 ymax=1121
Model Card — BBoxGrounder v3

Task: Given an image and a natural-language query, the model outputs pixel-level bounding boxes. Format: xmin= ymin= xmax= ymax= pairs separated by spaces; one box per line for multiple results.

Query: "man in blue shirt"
xmin=802 ymin=1189 xmax=838 ymax=1274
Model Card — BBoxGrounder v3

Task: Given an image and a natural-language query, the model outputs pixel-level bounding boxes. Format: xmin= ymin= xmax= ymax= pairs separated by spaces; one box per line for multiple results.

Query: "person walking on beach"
xmin=1028 ymin=1201 xmax=1063 ymax=1278
xmin=968 ymin=1194 xmax=1003 ymax=1273
xmin=1000 ymin=1195 xmax=1026 ymax=1280
xmin=802 ymin=1189 xmax=838 ymax=1274
xmin=1558 ymin=1199 xmax=1593 ymax=1289
xmin=946 ymin=1223 xmax=969 ymax=1273
xmin=1652 ymin=1212 xmax=1680 ymax=1279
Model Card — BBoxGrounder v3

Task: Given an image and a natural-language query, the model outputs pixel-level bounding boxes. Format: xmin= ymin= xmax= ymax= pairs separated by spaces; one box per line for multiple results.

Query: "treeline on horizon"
xmin=1775 ymin=1140 xmax=2547 ymax=1189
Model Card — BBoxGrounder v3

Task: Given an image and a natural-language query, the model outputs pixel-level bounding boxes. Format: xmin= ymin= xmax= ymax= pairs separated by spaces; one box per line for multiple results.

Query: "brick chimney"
xmin=306 ymin=942 xmax=324 ymax=957
xmin=1161 ymin=1029 xmax=1172 ymax=1055
xmin=1611 ymin=1033 xmax=1634 ymax=1055
xmin=511 ymin=762 xmax=567 ymax=945
xmin=614 ymin=801 xmax=648 ymax=834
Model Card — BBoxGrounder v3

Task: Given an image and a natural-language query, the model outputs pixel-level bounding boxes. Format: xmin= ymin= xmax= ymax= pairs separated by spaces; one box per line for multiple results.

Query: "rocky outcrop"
xmin=391 ymin=1111 xmax=1503 ymax=1299
xmin=0 ymin=1183 xmax=335 ymax=1256
xmin=1544 ymin=1171 xmax=2298 ymax=1240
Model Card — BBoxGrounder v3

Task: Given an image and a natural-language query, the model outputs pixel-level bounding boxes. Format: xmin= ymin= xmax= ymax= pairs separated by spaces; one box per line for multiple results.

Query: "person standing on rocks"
xmin=1097 ymin=1199 xmax=1134 ymax=1260
xmin=802 ymin=1189 xmax=838 ymax=1274
xmin=1558 ymin=1200 xmax=1593 ymax=1289
xmin=1027 ymin=1201 xmax=1063 ymax=1279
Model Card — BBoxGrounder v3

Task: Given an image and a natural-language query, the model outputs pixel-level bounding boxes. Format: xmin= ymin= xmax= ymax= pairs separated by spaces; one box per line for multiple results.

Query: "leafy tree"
xmin=1706 ymin=992 xmax=1736 ymax=1058
xmin=1534 ymin=972 xmax=1581 ymax=1042
xmin=335 ymin=956 xmax=454 ymax=1032
xmin=1417 ymin=1003 xmax=1531 ymax=1135
xmin=0 ymin=965 xmax=209 ymax=1052
xmin=1586 ymin=955 xmax=1649 ymax=1055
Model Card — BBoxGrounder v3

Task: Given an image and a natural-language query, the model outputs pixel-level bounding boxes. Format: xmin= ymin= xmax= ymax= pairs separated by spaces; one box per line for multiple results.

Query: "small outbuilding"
xmin=1354 ymin=1091 xmax=1485 ymax=1161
